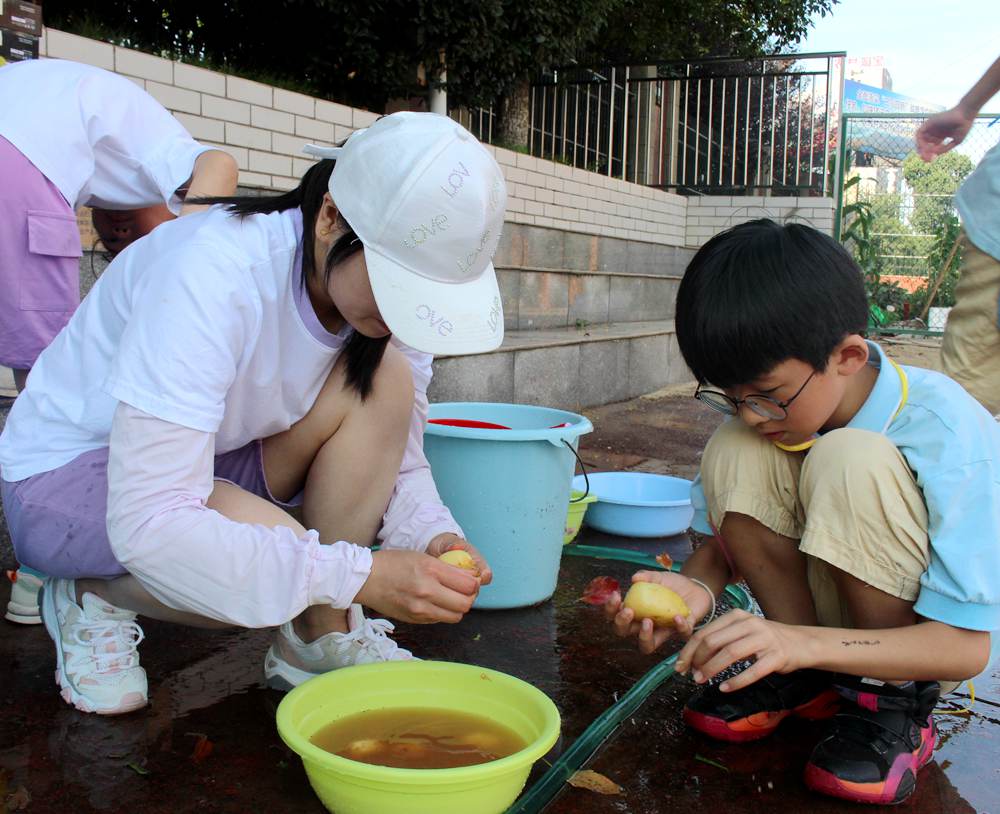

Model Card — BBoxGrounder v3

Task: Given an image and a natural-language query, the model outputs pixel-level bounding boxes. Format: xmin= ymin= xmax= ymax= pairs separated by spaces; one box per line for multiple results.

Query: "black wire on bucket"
xmin=563 ymin=440 xmax=590 ymax=501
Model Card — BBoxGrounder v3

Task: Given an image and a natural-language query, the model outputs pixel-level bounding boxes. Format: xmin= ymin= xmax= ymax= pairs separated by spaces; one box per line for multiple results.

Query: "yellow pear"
xmin=623 ymin=582 xmax=690 ymax=627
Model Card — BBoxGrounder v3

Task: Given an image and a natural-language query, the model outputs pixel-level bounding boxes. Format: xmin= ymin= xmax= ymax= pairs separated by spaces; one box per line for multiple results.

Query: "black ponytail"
xmin=193 ymin=160 xmax=390 ymax=401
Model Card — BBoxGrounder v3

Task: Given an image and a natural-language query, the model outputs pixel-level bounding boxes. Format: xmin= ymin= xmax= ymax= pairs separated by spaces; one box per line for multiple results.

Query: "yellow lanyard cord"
xmin=774 ymin=359 xmax=909 ymax=453
xmin=774 ymin=437 xmax=817 ymax=452
xmin=936 ymin=680 xmax=976 ymax=716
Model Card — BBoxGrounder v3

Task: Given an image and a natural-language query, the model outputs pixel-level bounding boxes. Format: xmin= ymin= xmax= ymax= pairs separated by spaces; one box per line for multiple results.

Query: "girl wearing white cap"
xmin=0 ymin=111 xmax=507 ymax=714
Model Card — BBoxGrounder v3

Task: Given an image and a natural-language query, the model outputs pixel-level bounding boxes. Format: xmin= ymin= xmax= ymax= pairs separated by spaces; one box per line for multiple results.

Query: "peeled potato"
xmin=438 ymin=549 xmax=479 ymax=574
xmin=623 ymin=582 xmax=690 ymax=627
xmin=456 ymin=731 xmax=503 ymax=752
xmin=343 ymin=738 xmax=383 ymax=758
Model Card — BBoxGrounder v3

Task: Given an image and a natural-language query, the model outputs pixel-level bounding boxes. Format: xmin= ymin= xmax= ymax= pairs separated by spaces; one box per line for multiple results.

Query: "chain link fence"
xmin=836 ymin=112 xmax=1000 ymax=336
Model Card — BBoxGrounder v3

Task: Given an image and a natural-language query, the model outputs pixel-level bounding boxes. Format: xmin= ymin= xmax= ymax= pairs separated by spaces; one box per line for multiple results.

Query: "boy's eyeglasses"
xmin=694 ymin=371 xmax=816 ymax=421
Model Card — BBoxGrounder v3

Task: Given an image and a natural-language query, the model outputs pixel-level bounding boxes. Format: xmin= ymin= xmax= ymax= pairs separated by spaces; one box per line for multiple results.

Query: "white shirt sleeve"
xmin=106 ymin=403 xmax=373 ymax=628
xmin=377 ymin=342 xmax=464 ymax=552
xmin=79 ymin=69 xmax=213 ymax=212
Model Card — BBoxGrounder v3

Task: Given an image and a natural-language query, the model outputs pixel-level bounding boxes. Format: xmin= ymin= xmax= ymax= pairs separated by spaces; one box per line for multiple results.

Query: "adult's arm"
xmin=916 ymin=54 xmax=1000 ymax=160
xmin=179 ymin=150 xmax=239 ymax=215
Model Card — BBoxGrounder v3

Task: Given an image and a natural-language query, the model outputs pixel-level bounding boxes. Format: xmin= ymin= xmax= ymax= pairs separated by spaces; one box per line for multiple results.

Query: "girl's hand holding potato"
xmin=604 ymin=570 xmax=714 ymax=655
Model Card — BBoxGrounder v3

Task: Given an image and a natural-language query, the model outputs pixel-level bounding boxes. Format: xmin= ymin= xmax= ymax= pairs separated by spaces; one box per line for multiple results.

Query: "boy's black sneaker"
xmin=683 ymin=668 xmax=840 ymax=742
xmin=804 ymin=678 xmax=940 ymax=805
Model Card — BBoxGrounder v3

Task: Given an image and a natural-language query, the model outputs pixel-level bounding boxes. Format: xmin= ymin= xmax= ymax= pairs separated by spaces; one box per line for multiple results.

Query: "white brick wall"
xmin=38 ymin=29 xmax=835 ymax=249
xmin=41 ymin=29 xmax=346 ymax=193
xmin=685 ymin=196 xmax=836 ymax=247
xmin=491 ymin=145 xmax=690 ymax=246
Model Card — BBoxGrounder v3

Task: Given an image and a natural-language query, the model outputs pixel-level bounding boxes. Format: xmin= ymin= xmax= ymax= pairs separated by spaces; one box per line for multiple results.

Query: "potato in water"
xmin=623 ymin=582 xmax=690 ymax=627
xmin=311 ymin=707 xmax=524 ymax=769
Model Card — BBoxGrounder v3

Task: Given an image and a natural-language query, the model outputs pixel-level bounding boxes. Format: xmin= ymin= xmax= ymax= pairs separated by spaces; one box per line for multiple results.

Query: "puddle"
xmin=1 ymin=531 xmax=997 ymax=814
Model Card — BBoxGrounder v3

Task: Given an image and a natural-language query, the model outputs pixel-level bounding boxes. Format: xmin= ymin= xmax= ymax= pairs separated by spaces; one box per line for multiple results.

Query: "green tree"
xmin=589 ymin=0 xmax=836 ymax=64
xmin=901 ymin=150 xmax=973 ymax=235
xmin=44 ymin=0 xmax=836 ymax=146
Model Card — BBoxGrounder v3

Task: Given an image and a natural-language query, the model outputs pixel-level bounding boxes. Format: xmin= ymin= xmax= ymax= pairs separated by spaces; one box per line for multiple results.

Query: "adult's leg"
xmin=940 ymin=236 xmax=1000 ymax=415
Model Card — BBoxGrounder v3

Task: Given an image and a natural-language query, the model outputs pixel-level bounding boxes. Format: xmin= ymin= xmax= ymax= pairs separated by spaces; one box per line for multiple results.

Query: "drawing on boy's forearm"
xmin=841 ymin=639 xmax=881 ymax=646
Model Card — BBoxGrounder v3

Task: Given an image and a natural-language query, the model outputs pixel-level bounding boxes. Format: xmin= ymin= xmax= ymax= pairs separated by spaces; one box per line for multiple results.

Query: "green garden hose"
xmin=506 ymin=544 xmax=752 ymax=814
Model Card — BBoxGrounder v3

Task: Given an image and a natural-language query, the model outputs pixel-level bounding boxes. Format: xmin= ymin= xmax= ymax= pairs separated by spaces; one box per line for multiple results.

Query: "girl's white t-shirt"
xmin=0 ymin=58 xmax=211 ymax=211
xmin=0 ymin=206 xmax=463 ymax=625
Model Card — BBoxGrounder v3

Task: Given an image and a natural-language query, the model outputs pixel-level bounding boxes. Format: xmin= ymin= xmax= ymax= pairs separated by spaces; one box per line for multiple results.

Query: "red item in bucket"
xmin=429 ymin=419 xmax=572 ymax=430
xmin=428 ymin=418 xmax=512 ymax=430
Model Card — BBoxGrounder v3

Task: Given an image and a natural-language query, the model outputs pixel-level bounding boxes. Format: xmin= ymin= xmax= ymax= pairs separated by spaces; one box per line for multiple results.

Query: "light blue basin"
xmin=572 ymin=472 xmax=694 ymax=538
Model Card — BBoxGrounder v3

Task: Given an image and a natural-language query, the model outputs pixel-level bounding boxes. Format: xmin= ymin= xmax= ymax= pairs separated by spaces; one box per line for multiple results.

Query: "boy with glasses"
xmin=604 ymin=219 xmax=999 ymax=805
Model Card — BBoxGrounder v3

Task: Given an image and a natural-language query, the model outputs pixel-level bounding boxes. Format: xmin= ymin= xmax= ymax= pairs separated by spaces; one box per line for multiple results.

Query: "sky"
xmin=797 ymin=0 xmax=1000 ymax=110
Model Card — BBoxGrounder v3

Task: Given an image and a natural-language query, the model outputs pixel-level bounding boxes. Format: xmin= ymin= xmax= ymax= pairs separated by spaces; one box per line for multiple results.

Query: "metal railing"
xmin=454 ymin=51 xmax=845 ymax=196
xmin=835 ymin=112 xmax=1000 ymax=335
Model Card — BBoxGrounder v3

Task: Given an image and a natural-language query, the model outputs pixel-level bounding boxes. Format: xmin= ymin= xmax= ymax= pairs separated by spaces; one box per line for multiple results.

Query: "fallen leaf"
xmin=126 ymin=762 xmax=150 ymax=776
xmin=694 ymin=753 xmax=730 ymax=772
xmin=472 ymin=633 xmax=481 ymax=641
xmin=580 ymin=576 xmax=620 ymax=605
xmin=655 ymin=552 xmax=673 ymax=569
xmin=568 ymin=769 xmax=623 ymax=795
xmin=191 ymin=735 xmax=214 ymax=763
xmin=5 ymin=785 xmax=30 ymax=812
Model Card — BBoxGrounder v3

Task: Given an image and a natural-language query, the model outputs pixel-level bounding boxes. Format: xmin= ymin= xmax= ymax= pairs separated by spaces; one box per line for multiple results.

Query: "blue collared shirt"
xmin=691 ymin=341 xmax=1000 ymax=632
xmin=956 ymin=136 xmax=1000 ymax=261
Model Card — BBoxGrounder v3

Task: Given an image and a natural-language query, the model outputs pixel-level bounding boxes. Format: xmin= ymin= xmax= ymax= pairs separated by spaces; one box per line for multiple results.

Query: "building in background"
xmin=847 ymin=55 xmax=892 ymax=91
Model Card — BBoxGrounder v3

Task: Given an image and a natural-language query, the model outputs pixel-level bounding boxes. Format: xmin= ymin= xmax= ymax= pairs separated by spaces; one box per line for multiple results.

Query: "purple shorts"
xmin=1 ymin=441 xmax=300 ymax=580
xmin=0 ymin=135 xmax=83 ymax=370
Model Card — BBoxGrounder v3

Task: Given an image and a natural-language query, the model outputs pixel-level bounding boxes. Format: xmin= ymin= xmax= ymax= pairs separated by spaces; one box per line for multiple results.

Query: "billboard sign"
xmin=844 ymin=80 xmax=943 ymax=116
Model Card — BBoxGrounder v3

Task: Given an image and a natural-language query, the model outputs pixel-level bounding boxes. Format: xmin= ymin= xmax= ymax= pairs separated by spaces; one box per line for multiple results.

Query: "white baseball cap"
xmin=303 ymin=112 xmax=506 ymax=355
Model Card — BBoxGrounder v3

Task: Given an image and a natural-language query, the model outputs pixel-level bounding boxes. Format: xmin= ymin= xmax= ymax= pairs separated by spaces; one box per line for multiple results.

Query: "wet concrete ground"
xmin=3 ymin=338 xmax=999 ymax=813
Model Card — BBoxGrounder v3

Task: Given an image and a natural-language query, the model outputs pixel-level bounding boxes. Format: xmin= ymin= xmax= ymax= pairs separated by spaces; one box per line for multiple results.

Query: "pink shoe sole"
xmin=804 ymin=720 xmax=937 ymax=805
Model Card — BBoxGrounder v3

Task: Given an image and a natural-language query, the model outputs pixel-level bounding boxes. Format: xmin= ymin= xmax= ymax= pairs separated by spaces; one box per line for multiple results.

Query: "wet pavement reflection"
xmin=1 ymin=527 xmax=998 ymax=813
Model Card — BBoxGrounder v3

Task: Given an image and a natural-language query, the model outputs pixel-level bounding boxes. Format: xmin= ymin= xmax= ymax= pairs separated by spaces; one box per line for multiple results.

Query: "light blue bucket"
xmin=424 ymin=402 xmax=593 ymax=609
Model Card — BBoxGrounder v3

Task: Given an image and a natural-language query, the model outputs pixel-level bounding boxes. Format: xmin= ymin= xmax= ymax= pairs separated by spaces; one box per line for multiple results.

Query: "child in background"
xmin=0 ymin=112 xmax=504 ymax=714
xmin=606 ymin=219 xmax=998 ymax=805
xmin=0 ymin=58 xmax=239 ymax=390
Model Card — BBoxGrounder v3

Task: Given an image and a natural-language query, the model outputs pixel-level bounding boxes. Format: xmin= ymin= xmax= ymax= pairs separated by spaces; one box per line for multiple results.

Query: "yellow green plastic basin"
xmin=276 ymin=660 xmax=561 ymax=814
xmin=564 ymin=489 xmax=598 ymax=544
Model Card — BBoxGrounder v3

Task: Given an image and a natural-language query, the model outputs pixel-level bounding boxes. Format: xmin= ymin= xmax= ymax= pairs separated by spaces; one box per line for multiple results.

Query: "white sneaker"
xmin=40 ymin=578 xmax=148 ymax=715
xmin=5 ymin=568 xmax=43 ymax=624
xmin=264 ymin=604 xmax=415 ymax=690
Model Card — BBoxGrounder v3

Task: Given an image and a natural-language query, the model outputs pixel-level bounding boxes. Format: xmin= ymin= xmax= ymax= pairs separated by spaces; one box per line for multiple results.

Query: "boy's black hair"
xmin=674 ymin=218 xmax=869 ymax=389
xmin=194 ymin=159 xmax=389 ymax=401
